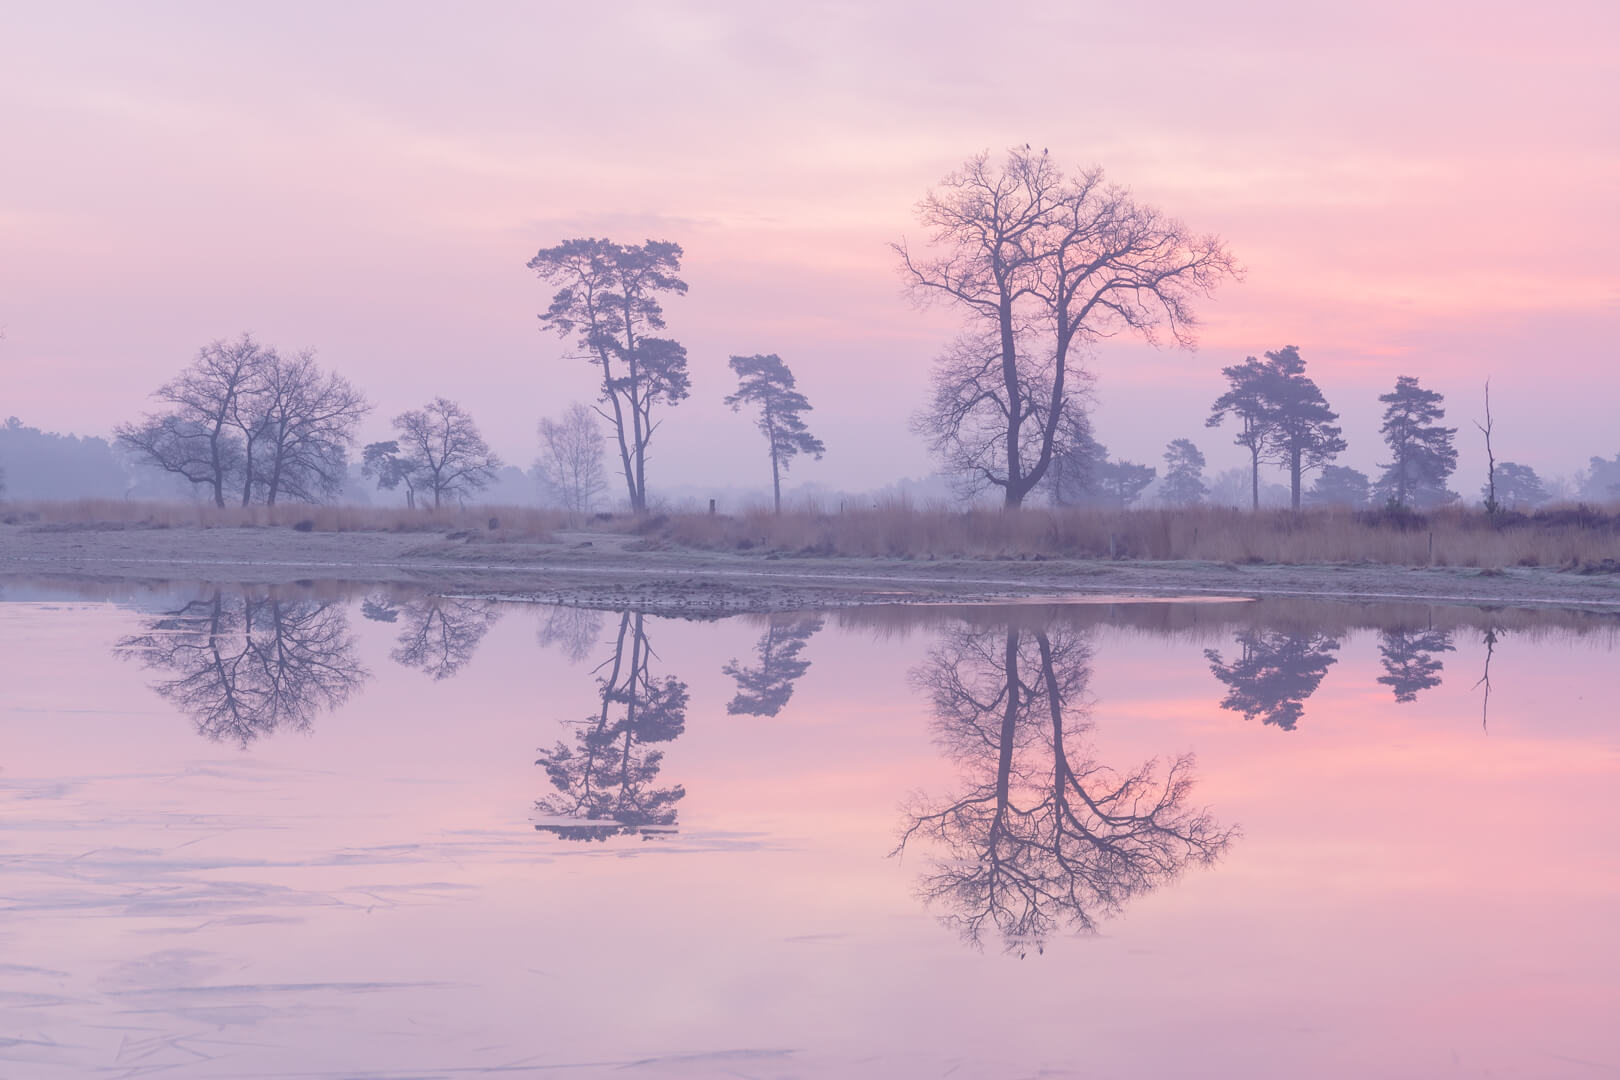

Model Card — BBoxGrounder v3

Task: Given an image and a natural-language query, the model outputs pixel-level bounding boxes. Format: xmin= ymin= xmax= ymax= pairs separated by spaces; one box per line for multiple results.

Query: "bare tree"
xmin=899 ymin=147 xmax=1238 ymax=507
xmin=724 ymin=353 xmax=825 ymax=513
xmin=528 ymin=238 xmax=690 ymax=512
xmin=391 ymin=398 xmax=501 ymax=508
xmin=390 ymin=596 xmax=502 ymax=680
xmin=897 ymin=621 xmax=1234 ymax=952
xmin=116 ymin=334 xmax=268 ymax=507
xmin=115 ymin=588 xmax=368 ymax=746
xmin=1476 ymin=379 xmax=1498 ymax=515
xmin=252 ymin=351 xmax=370 ymax=504
xmin=536 ymin=402 xmax=607 ymax=518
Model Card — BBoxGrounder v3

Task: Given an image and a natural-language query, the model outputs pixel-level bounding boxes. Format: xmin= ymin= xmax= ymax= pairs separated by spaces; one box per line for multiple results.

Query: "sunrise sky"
xmin=3 ymin=1 xmax=1616 ymax=496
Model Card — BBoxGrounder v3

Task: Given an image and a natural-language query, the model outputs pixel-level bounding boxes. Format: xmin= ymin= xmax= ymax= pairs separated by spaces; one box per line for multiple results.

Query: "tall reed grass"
xmin=5 ymin=498 xmax=1618 ymax=570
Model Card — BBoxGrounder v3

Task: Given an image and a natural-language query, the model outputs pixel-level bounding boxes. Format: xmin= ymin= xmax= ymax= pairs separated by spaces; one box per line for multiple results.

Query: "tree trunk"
xmin=1250 ymin=447 xmax=1260 ymax=512
xmin=771 ymin=445 xmax=781 ymax=514
xmin=1290 ymin=446 xmax=1303 ymax=510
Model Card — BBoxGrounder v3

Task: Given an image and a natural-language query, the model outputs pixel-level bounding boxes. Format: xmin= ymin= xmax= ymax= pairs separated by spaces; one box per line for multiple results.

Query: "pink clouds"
xmin=1 ymin=1 xmax=1615 ymax=494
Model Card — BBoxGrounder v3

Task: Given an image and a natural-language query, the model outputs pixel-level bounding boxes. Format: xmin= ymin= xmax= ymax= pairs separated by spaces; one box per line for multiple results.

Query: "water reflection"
xmin=535 ymin=611 xmax=689 ymax=840
xmin=722 ymin=615 xmax=824 ymax=716
xmin=382 ymin=596 xmax=502 ymax=680
xmin=115 ymin=589 xmax=368 ymax=746
xmin=897 ymin=621 xmax=1235 ymax=954
xmin=537 ymin=606 xmax=607 ymax=664
xmin=1377 ymin=628 xmax=1455 ymax=703
xmin=1205 ymin=629 xmax=1341 ymax=731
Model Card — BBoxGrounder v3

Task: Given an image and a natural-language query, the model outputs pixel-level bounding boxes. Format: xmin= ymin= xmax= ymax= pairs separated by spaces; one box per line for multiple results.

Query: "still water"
xmin=1 ymin=582 xmax=1617 ymax=1079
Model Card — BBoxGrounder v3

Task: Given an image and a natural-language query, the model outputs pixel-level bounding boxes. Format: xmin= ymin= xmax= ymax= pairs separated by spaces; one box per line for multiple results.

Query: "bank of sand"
xmin=2 ymin=523 xmax=1619 ymax=615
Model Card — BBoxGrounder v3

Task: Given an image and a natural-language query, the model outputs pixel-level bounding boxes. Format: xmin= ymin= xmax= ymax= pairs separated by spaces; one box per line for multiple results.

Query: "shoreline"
xmin=4 ymin=523 xmax=1619 ymax=616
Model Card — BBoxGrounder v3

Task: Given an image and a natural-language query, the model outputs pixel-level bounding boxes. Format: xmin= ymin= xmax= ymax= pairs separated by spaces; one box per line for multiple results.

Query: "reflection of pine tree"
xmin=390 ymin=597 xmax=500 ymax=680
xmin=897 ymin=624 xmax=1234 ymax=954
xmin=536 ymin=612 xmax=688 ymax=840
xmin=1376 ymin=629 xmax=1454 ymax=704
xmin=721 ymin=616 xmax=823 ymax=716
xmin=116 ymin=589 xmax=368 ymax=746
xmin=1205 ymin=629 xmax=1340 ymax=731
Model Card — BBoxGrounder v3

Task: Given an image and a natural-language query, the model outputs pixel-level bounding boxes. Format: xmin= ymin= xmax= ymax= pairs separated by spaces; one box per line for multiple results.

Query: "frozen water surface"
xmin=1 ymin=582 xmax=1617 ymax=1078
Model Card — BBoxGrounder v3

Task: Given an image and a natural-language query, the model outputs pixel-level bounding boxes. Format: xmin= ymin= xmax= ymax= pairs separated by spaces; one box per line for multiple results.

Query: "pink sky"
xmin=2 ymin=1 xmax=1616 ymax=496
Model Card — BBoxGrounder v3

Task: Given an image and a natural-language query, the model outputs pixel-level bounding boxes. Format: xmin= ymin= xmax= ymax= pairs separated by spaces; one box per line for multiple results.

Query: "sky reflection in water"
xmin=1 ymin=584 xmax=1617 ymax=1078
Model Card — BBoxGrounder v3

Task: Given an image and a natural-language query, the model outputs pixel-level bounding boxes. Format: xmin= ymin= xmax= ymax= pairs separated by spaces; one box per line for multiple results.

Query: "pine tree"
xmin=1375 ymin=376 xmax=1458 ymax=509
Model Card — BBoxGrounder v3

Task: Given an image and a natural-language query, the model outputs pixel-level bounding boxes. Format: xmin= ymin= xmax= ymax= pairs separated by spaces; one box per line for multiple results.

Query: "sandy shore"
xmin=3 ymin=522 xmax=1619 ymax=614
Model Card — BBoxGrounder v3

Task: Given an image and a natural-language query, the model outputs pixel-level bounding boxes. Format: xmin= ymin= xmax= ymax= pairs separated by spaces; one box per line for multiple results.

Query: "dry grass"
xmin=0 ymin=498 xmax=564 ymax=539
xmin=5 ymin=497 xmax=1619 ymax=571
xmin=624 ymin=500 xmax=1620 ymax=571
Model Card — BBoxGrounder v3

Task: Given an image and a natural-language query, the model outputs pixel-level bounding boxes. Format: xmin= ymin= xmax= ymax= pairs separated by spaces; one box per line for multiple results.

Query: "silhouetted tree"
xmin=1097 ymin=459 xmax=1156 ymax=509
xmin=722 ymin=616 xmax=823 ymax=716
xmin=535 ymin=402 xmax=607 ymax=517
xmin=1207 ymin=356 xmax=1273 ymax=511
xmin=725 ymin=354 xmax=825 ymax=513
xmin=391 ymin=398 xmax=501 ymax=508
xmin=1489 ymin=462 xmax=1548 ymax=510
xmin=1205 ymin=629 xmax=1340 ymax=731
xmin=250 ymin=350 xmax=370 ymax=505
xmin=1579 ymin=453 xmax=1620 ymax=502
xmin=901 ymin=147 xmax=1238 ymax=508
xmin=528 ymin=238 xmax=690 ymax=512
xmin=896 ymin=622 xmax=1234 ymax=953
xmin=1375 ymin=376 xmax=1458 ymax=509
xmin=116 ymin=334 xmax=268 ymax=507
xmin=1376 ymin=628 xmax=1454 ymax=704
xmin=1306 ymin=465 xmax=1372 ymax=509
xmin=1042 ymin=410 xmax=1108 ymax=507
xmin=1160 ymin=439 xmax=1207 ymax=505
xmin=536 ymin=612 xmax=688 ymax=839
xmin=360 ymin=440 xmax=419 ymax=509
xmin=1259 ymin=346 xmax=1346 ymax=510
xmin=390 ymin=596 xmax=501 ymax=680
xmin=115 ymin=589 xmax=368 ymax=745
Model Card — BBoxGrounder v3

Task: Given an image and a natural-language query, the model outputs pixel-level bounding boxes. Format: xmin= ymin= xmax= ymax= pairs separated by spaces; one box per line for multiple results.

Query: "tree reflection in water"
xmin=387 ymin=596 xmax=501 ymax=680
xmin=536 ymin=611 xmax=688 ymax=841
xmin=536 ymin=606 xmax=606 ymax=665
xmin=722 ymin=616 xmax=823 ymax=716
xmin=898 ymin=622 xmax=1234 ymax=954
xmin=1205 ymin=629 xmax=1340 ymax=731
xmin=116 ymin=589 xmax=368 ymax=746
xmin=1376 ymin=628 xmax=1454 ymax=704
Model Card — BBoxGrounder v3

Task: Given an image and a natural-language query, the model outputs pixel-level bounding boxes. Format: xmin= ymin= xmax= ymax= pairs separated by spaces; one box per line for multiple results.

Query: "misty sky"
xmin=3 ymin=1 xmax=1616 ymax=497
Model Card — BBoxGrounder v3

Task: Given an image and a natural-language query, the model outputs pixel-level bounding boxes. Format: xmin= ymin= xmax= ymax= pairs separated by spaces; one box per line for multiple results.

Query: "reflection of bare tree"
xmin=1205 ymin=630 xmax=1340 ymax=731
xmin=116 ymin=590 xmax=367 ymax=746
xmin=722 ymin=616 xmax=823 ymax=716
xmin=536 ymin=606 xmax=606 ymax=665
xmin=1474 ymin=627 xmax=1502 ymax=731
xmin=1377 ymin=628 xmax=1454 ymax=704
xmin=390 ymin=597 xmax=501 ymax=680
xmin=535 ymin=612 xmax=688 ymax=841
xmin=898 ymin=623 xmax=1234 ymax=954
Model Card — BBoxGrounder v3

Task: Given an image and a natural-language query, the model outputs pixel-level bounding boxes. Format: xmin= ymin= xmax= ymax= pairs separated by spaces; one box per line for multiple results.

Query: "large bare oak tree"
xmin=901 ymin=147 xmax=1238 ymax=508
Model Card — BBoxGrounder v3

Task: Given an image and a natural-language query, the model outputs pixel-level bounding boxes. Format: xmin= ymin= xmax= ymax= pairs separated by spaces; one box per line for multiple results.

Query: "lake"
xmin=2 ymin=582 xmax=1617 ymax=1078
